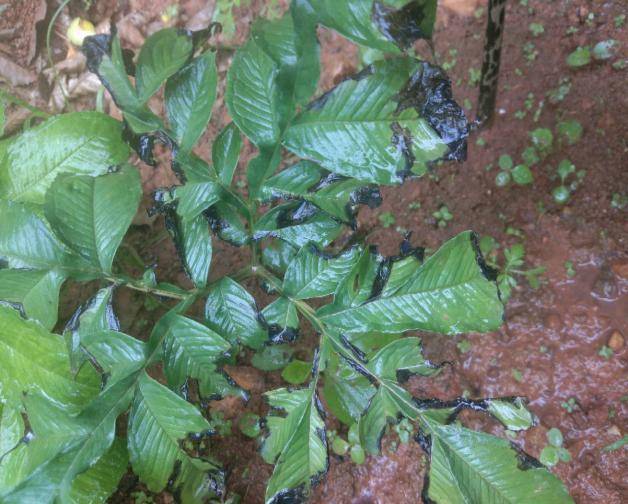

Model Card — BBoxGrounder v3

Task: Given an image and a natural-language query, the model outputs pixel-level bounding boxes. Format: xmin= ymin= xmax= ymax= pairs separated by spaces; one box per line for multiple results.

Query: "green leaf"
xmin=68 ymin=437 xmax=128 ymax=504
xmin=170 ymin=153 xmax=223 ymax=220
xmin=0 ymin=402 xmax=23 ymax=456
xmin=128 ymin=373 xmax=222 ymax=494
xmin=281 ymin=360 xmax=312 ymax=385
xmin=251 ymin=7 xmax=320 ymax=123
xmin=260 ymin=160 xmax=380 ymax=223
xmin=167 ymin=213 xmax=212 ymax=288
xmin=82 ymin=34 xmax=163 ymax=133
xmin=166 ymin=51 xmax=217 ymax=152
xmin=205 ymin=277 xmax=267 ymax=349
xmin=322 ymin=352 xmax=373 ymax=424
xmin=358 ymin=337 xmax=439 ymax=453
xmin=309 ymin=0 xmax=436 ymax=52
xmin=44 ymin=165 xmax=142 ymax=274
xmin=487 ymin=398 xmax=535 ymax=431
xmin=212 ymin=123 xmax=242 ymax=186
xmin=254 ymin=202 xmax=343 ymax=248
xmin=135 ymin=28 xmax=194 ymax=102
xmin=261 ymin=387 xmax=327 ymax=504
xmin=0 ymin=268 xmax=65 ymax=329
xmin=283 ymin=244 xmax=361 ymax=299
xmin=319 ymin=231 xmax=503 ymax=335
xmin=427 ymin=422 xmax=574 ymax=503
xmin=226 ymin=39 xmax=280 ymax=147
xmin=512 ymin=164 xmax=533 ymax=185
xmin=206 ymin=201 xmax=250 ymax=246
xmin=252 ymin=344 xmax=294 ymax=372
xmin=282 ymin=58 xmax=450 ymax=185
xmin=262 ymin=239 xmax=298 ymax=273
xmin=0 ymin=200 xmax=69 ymax=270
xmin=0 ymin=112 xmax=129 ymax=204
xmin=0 ymin=305 xmax=99 ymax=412
xmin=161 ymin=313 xmax=232 ymax=393
xmin=262 ymin=297 xmax=299 ymax=344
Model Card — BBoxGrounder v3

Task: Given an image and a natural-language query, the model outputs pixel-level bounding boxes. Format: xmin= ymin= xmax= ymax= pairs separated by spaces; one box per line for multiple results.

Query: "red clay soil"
xmin=5 ymin=0 xmax=626 ymax=502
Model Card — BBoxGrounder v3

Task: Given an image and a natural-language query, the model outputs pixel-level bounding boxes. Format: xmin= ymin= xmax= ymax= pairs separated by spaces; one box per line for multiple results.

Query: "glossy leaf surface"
xmin=0 ymin=112 xmax=129 ymax=204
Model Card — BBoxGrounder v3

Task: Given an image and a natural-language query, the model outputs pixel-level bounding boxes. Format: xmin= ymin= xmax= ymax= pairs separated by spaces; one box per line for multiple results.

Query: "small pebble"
xmin=608 ymin=330 xmax=624 ymax=351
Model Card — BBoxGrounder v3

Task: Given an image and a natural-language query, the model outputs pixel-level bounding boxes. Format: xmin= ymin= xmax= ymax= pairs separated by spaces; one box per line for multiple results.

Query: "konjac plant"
xmin=0 ymin=1 xmax=572 ymax=503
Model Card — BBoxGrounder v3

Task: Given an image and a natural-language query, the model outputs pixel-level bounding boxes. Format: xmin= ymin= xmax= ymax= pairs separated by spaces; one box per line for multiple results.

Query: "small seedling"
xmin=529 ymin=22 xmax=544 ymax=37
xmin=211 ymin=412 xmax=233 ymax=437
xmin=547 ymin=77 xmax=572 ymax=104
xmin=521 ymin=146 xmax=540 ymax=166
xmin=610 ymin=193 xmax=627 ymax=209
xmin=476 ymin=136 xmax=487 ymax=147
xmin=556 ymin=120 xmax=583 ymax=145
xmin=566 ymin=46 xmax=591 ymax=67
xmin=540 ymin=428 xmax=571 ymax=467
xmin=592 ymin=40 xmax=617 ymax=61
xmin=598 ymin=346 xmax=614 ymax=360
xmin=614 ymin=14 xmax=626 ymax=28
xmin=553 ymin=159 xmax=582 ymax=205
xmin=481 ymin=240 xmax=545 ymax=301
xmin=602 ymin=436 xmax=628 ymax=452
xmin=457 ymin=339 xmax=472 ymax=354
xmin=433 ymin=205 xmax=453 ymax=228
xmin=394 ymin=418 xmax=414 ymax=444
xmin=564 ymin=261 xmax=576 ymax=278
xmin=468 ymin=67 xmax=481 ymax=86
xmin=495 ymin=154 xmax=533 ymax=187
xmin=512 ymin=368 xmax=523 ymax=382
xmin=378 ymin=211 xmax=396 ymax=228
xmin=530 ymin=127 xmax=553 ymax=154
xmin=561 ymin=397 xmax=578 ymax=413
xmin=523 ymin=41 xmax=539 ymax=63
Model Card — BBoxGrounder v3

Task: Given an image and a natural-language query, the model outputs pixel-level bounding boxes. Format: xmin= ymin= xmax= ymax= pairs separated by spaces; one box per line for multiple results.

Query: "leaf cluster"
xmin=0 ymin=1 xmax=572 ymax=503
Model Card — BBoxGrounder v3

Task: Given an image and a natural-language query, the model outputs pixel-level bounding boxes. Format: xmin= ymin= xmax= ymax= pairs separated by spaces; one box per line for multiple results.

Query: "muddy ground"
xmin=2 ymin=0 xmax=626 ymax=503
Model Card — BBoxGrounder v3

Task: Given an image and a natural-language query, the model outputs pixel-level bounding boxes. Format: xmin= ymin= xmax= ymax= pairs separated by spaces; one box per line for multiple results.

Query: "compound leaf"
xmin=44 ymin=165 xmax=142 ymax=274
xmin=166 ymin=51 xmax=218 ymax=153
xmin=0 ymin=112 xmax=129 ymax=204
xmin=427 ymin=422 xmax=574 ymax=503
xmin=320 ymin=231 xmax=503 ymax=334
xmin=205 ymin=277 xmax=267 ymax=349
xmin=283 ymin=244 xmax=361 ymax=299
xmin=226 ymin=39 xmax=280 ymax=147
xmin=261 ymin=387 xmax=327 ymax=504
xmin=135 ymin=28 xmax=194 ymax=102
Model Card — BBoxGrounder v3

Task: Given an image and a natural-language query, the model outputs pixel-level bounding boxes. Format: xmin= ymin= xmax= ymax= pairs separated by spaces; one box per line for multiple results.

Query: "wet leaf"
xmin=44 ymin=165 xmax=142 ymax=274
xmin=205 ymin=277 xmax=267 ymax=349
xmin=487 ymin=398 xmax=535 ymax=431
xmin=166 ymin=51 xmax=217 ymax=153
xmin=135 ymin=28 xmax=194 ymax=102
xmin=252 ymin=344 xmax=295 ymax=371
xmin=0 ymin=112 xmax=129 ymax=204
xmin=128 ymin=373 xmax=222 ymax=495
xmin=283 ymin=244 xmax=361 ymax=299
xmin=254 ymin=202 xmax=343 ymax=249
xmin=0 ymin=305 xmax=99 ymax=412
xmin=212 ymin=123 xmax=242 ymax=186
xmin=226 ymin=39 xmax=280 ymax=147
xmin=309 ymin=0 xmax=436 ymax=52
xmin=0 ymin=268 xmax=65 ymax=329
xmin=320 ymin=231 xmax=503 ymax=335
xmin=281 ymin=359 xmax=312 ymax=385
xmin=282 ymin=58 xmax=458 ymax=185
xmin=427 ymin=422 xmax=574 ymax=503
xmin=261 ymin=387 xmax=327 ymax=503
xmin=166 ymin=212 xmax=212 ymax=288
xmin=262 ymin=297 xmax=299 ymax=344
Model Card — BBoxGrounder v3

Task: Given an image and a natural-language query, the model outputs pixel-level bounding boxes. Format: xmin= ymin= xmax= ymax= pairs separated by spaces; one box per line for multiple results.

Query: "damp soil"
xmin=6 ymin=0 xmax=627 ymax=502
